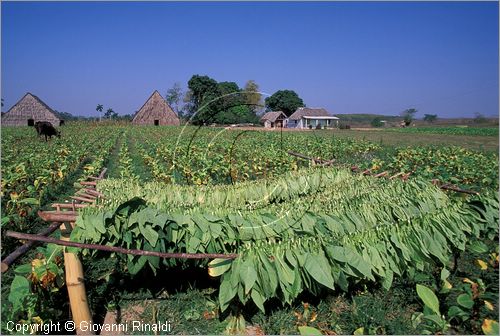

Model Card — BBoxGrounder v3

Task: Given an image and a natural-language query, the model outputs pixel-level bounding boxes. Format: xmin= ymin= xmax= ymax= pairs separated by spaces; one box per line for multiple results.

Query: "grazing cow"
xmin=34 ymin=121 xmax=61 ymax=141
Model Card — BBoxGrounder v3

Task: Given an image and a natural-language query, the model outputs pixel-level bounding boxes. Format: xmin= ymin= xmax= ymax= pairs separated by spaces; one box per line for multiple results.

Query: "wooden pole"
xmin=83 ymin=189 xmax=105 ymax=198
xmin=59 ymin=224 xmax=94 ymax=335
xmin=97 ymin=168 xmax=108 ymax=180
xmin=440 ymin=184 xmax=479 ymax=195
xmin=1 ymin=222 xmax=60 ymax=272
xmin=38 ymin=211 xmax=78 ymax=222
xmin=51 ymin=203 xmax=88 ymax=209
xmin=6 ymin=231 xmax=239 ymax=260
xmin=70 ymin=196 xmax=95 ymax=203
xmin=79 ymin=181 xmax=97 ymax=186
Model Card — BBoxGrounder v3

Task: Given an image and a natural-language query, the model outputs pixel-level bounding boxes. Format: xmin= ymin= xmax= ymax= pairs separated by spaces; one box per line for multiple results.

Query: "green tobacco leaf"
xmin=18 ymin=198 xmax=39 ymax=205
xmin=208 ymin=258 xmax=232 ymax=277
xmin=139 ymin=225 xmax=159 ymax=247
xmin=304 ymin=253 xmax=334 ymax=290
xmin=9 ymin=276 xmax=30 ymax=308
xmin=457 ymin=293 xmax=474 ymax=309
xmin=440 ymin=268 xmax=450 ymax=281
xmin=219 ymin=276 xmax=237 ymax=312
xmin=251 ymin=289 xmax=265 ymax=313
xmin=416 ymin=284 xmax=440 ymax=315
xmin=468 ymin=240 xmax=489 ymax=254
xmin=298 ymin=326 xmax=322 ymax=335
xmin=240 ymin=259 xmax=258 ymax=294
xmin=14 ymin=264 xmax=32 ymax=275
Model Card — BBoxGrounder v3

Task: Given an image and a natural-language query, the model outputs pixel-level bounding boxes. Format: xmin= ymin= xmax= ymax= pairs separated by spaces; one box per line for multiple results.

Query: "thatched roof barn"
xmin=261 ymin=111 xmax=287 ymax=128
xmin=1 ymin=93 xmax=61 ymax=126
xmin=132 ymin=90 xmax=180 ymax=126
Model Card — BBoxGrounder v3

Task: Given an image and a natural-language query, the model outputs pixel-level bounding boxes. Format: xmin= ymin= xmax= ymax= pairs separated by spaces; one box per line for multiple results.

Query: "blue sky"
xmin=2 ymin=1 xmax=498 ymax=118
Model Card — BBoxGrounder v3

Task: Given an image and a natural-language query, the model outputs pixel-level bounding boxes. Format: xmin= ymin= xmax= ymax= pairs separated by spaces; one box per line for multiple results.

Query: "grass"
xmin=385 ymin=126 xmax=499 ymax=137
xmin=325 ymin=129 xmax=499 ymax=152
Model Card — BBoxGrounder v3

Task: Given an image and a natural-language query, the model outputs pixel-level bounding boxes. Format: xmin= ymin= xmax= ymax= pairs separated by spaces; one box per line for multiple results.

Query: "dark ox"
xmin=34 ymin=121 xmax=61 ymax=141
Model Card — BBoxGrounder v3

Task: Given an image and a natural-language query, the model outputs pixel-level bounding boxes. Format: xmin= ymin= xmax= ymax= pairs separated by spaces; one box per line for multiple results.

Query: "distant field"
xmin=323 ymin=129 xmax=499 ymax=152
xmin=385 ymin=126 xmax=499 ymax=136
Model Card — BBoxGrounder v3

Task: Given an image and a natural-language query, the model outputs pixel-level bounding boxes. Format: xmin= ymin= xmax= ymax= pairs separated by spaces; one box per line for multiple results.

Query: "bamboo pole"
xmin=1 ymin=222 xmax=61 ymax=272
xmin=59 ymin=224 xmax=94 ymax=335
xmin=6 ymin=231 xmax=239 ymax=259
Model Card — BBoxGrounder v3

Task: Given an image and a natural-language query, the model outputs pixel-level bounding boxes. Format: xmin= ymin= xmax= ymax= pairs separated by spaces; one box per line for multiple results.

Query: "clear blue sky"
xmin=2 ymin=1 xmax=498 ymax=118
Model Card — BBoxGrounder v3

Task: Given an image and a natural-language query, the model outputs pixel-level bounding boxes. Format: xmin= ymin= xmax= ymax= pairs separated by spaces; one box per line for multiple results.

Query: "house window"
xmin=154 ymin=120 xmax=159 ymax=126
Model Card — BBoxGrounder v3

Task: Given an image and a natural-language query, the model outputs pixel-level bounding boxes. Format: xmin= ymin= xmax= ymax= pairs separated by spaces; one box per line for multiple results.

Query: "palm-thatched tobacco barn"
xmin=132 ymin=90 xmax=180 ymax=126
xmin=1 ymin=93 xmax=61 ymax=126
xmin=261 ymin=111 xmax=287 ymax=128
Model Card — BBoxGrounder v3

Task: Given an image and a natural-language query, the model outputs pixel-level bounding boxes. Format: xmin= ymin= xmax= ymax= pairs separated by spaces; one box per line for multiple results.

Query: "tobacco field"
xmin=1 ymin=123 xmax=499 ymax=335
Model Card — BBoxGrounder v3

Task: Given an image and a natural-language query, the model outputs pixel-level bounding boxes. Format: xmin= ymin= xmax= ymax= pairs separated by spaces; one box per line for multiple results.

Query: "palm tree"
xmin=106 ymin=108 xmax=114 ymax=119
xmin=96 ymin=104 xmax=104 ymax=121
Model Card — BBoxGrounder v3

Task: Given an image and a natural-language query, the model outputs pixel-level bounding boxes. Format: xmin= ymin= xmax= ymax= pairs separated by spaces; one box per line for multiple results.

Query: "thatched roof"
xmin=132 ymin=90 xmax=180 ymax=125
xmin=289 ymin=107 xmax=331 ymax=121
xmin=261 ymin=111 xmax=287 ymax=123
xmin=1 ymin=93 xmax=60 ymax=126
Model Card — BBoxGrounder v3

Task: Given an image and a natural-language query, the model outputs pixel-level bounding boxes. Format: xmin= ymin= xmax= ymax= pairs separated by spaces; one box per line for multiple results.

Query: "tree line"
xmin=88 ymin=75 xmax=306 ymax=125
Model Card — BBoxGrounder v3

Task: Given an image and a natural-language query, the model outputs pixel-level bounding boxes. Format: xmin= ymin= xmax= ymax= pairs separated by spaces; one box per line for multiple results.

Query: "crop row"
xmin=0 ymin=125 xmax=121 ymax=234
xmin=386 ymin=126 xmax=498 ymax=136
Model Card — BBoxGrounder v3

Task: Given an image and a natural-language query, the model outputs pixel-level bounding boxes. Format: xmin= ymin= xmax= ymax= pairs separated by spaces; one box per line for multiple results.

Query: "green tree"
xmin=265 ymin=90 xmax=304 ymax=116
xmin=165 ymin=82 xmax=183 ymax=115
xmin=104 ymin=108 xmax=117 ymax=119
xmin=371 ymin=117 xmax=384 ymax=127
xmin=243 ymin=80 xmax=263 ymax=113
xmin=185 ymin=75 xmax=219 ymax=124
xmin=423 ymin=114 xmax=437 ymax=123
xmin=473 ymin=112 xmax=487 ymax=124
xmin=401 ymin=108 xmax=417 ymax=126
